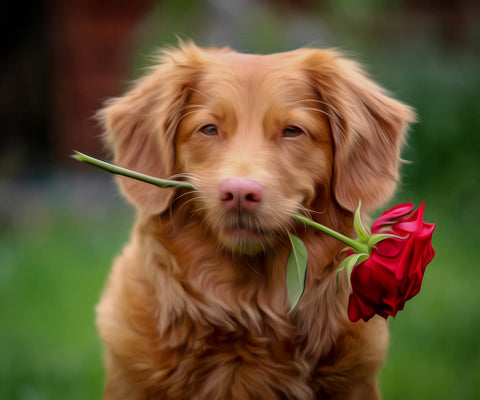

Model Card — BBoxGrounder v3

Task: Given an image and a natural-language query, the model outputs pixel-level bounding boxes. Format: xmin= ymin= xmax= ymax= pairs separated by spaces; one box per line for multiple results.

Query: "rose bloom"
xmin=347 ymin=202 xmax=436 ymax=322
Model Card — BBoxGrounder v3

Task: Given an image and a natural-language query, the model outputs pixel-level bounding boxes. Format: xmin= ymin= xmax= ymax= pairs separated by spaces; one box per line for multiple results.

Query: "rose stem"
xmin=72 ymin=151 xmax=197 ymax=191
xmin=73 ymin=151 xmax=366 ymax=252
xmin=292 ymin=214 xmax=367 ymax=254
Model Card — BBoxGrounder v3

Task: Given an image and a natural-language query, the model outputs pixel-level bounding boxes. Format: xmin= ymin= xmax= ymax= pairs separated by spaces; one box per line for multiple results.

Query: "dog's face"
xmin=100 ymin=43 xmax=414 ymax=255
xmin=175 ymin=54 xmax=332 ymax=253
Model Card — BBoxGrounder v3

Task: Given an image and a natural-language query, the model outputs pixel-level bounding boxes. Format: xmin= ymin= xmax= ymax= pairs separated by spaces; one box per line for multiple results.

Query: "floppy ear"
xmin=98 ymin=43 xmax=202 ymax=215
xmin=304 ymin=50 xmax=415 ymax=212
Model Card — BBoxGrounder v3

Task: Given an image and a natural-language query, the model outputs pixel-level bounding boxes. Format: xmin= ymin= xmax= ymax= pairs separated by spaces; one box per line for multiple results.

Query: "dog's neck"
xmin=130 ymin=206 xmax=353 ymax=360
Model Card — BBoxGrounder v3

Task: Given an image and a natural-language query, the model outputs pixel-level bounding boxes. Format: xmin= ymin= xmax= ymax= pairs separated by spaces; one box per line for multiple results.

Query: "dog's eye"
xmin=199 ymin=124 xmax=218 ymax=136
xmin=282 ymin=125 xmax=305 ymax=138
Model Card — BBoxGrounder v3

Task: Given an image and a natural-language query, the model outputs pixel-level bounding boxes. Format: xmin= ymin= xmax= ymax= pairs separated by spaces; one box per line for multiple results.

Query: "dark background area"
xmin=1 ymin=1 xmax=479 ymax=399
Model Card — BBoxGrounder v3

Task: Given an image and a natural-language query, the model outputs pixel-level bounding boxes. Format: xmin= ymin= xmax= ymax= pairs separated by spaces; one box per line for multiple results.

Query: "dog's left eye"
xmin=282 ymin=125 xmax=305 ymax=138
xmin=199 ymin=124 xmax=219 ymax=136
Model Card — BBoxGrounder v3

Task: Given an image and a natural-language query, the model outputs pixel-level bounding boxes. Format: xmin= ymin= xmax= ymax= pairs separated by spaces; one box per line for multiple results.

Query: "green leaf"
xmin=336 ymin=252 xmax=369 ymax=288
xmin=353 ymin=201 xmax=370 ymax=241
xmin=346 ymin=253 xmax=367 ymax=277
xmin=286 ymin=232 xmax=308 ymax=312
xmin=368 ymin=233 xmax=404 ymax=247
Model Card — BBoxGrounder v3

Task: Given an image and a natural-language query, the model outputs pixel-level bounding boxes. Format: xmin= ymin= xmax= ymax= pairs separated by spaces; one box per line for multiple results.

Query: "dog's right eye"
xmin=199 ymin=125 xmax=218 ymax=136
xmin=282 ymin=125 xmax=307 ymax=138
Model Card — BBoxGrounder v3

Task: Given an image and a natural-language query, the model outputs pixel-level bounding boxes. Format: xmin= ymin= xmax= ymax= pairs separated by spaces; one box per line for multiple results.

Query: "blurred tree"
xmin=0 ymin=2 xmax=51 ymax=175
xmin=50 ymin=0 xmax=154 ymax=164
xmin=403 ymin=0 xmax=476 ymax=46
xmin=0 ymin=1 xmax=155 ymax=176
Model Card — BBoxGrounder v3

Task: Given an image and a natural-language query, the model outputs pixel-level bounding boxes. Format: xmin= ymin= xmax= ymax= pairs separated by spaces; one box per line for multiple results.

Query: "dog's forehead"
xmin=214 ymin=50 xmax=280 ymax=67
xmin=195 ymin=51 xmax=315 ymax=106
xmin=212 ymin=50 xmax=302 ymax=79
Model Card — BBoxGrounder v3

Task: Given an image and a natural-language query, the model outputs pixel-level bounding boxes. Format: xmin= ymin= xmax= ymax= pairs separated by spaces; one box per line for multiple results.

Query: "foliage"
xmin=0 ymin=210 xmax=131 ymax=400
xmin=2 ymin=1 xmax=479 ymax=398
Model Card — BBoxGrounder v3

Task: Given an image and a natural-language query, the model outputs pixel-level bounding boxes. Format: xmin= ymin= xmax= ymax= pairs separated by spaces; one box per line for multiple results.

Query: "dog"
xmin=95 ymin=42 xmax=414 ymax=399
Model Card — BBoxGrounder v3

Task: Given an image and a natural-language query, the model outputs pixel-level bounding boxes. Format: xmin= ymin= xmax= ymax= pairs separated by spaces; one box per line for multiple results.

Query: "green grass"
xmin=1 ymin=201 xmax=478 ymax=399
xmin=0 ymin=209 xmax=131 ymax=400
xmin=380 ymin=213 xmax=480 ymax=399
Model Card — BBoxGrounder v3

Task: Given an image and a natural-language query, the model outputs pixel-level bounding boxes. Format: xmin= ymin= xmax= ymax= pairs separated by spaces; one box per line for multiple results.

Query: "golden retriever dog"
xmin=96 ymin=42 xmax=414 ymax=399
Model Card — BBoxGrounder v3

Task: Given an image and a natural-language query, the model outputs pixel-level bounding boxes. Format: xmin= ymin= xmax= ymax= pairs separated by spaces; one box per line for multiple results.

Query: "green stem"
xmin=72 ymin=151 xmax=197 ymax=191
xmin=73 ymin=151 xmax=368 ymax=254
xmin=292 ymin=214 xmax=368 ymax=254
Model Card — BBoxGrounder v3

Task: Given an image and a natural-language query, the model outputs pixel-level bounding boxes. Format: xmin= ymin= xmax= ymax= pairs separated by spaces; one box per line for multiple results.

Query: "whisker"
xmin=185 ymin=86 xmax=209 ymax=99
xmin=297 ymin=106 xmax=336 ymax=121
xmin=242 ymin=255 xmax=265 ymax=278
xmin=176 ymin=193 xmax=201 ymax=207
xmin=180 ymin=104 xmax=209 ymax=112
xmin=176 ymin=194 xmax=206 ymax=214
xmin=176 ymin=109 xmax=207 ymax=125
xmin=292 ymin=99 xmax=340 ymax=114
xmin=169 ymin=172 xmax=203 ymax=185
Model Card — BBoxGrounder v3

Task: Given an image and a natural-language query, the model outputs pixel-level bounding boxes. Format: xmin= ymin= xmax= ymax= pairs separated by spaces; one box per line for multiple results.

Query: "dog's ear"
xmin=98 ymin=43 xmax=202 ymax=215
xmin=304 ymin=50 xmax=415 ymax=212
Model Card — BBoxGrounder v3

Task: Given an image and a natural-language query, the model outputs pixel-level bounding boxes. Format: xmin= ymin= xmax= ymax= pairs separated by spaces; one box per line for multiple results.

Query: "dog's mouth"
xmin=222 ymin=223 xmax=268 ymax=240
xmin=216 ymin=215 xmax=279 ymax=254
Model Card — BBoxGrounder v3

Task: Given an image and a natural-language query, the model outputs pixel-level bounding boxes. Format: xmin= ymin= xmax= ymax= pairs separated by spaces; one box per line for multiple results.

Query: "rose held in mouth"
xmin=73 ymin=152 xmax=437 ymax=316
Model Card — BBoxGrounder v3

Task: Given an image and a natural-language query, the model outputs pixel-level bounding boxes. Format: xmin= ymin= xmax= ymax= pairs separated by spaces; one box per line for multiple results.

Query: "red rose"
xmin=347 ymin=202 xmax=436 ymax=322
xmin=72 ymin=153 xmax=437 ymax=317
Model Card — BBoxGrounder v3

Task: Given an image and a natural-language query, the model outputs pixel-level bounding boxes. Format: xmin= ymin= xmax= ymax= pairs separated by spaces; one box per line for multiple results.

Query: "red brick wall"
xmin=50 ymin=0 xmax=153 ymax=162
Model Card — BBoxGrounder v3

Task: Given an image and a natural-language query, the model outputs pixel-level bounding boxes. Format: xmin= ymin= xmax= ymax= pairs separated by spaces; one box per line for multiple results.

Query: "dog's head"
xmin=100 ymin=42 xmax=414 ymax=254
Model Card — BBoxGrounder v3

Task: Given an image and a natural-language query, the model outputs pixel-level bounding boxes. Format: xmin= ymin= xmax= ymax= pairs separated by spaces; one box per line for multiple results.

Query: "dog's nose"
xmin=219 ymin=178 xmax=264 ymax=212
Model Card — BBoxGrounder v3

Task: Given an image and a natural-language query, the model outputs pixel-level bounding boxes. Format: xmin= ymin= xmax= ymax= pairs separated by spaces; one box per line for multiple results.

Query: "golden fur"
xmin=96 ymin=42 xmax=414 ymax=399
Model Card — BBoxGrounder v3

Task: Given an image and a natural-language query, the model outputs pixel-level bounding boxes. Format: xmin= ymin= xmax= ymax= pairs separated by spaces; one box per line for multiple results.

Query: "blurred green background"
xmin=1 ymin=1 xmax=479 ymax=399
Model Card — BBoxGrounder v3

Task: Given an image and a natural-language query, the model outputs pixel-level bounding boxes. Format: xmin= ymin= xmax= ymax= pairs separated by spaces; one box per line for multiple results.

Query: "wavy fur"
xmin=96 ymin=42 xmax=414 ymax=399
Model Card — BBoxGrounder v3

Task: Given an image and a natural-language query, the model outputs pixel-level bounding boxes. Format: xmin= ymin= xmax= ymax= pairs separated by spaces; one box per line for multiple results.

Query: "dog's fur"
xmin=96 ymin=43 xmax=414 ymax=399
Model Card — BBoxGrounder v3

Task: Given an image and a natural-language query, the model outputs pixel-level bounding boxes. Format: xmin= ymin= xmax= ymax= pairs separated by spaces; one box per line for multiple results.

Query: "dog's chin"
xmin=216 ymin=224 xmax=277 ymax=256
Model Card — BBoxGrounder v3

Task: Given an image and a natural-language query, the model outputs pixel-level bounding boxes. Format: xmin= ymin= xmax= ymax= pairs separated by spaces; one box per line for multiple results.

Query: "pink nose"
xmin=219 ymin=178 xmax=264 ymax=212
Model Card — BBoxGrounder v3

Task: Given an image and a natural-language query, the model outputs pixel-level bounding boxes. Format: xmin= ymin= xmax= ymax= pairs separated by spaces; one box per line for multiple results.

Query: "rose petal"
xmin=374 ymin=237 xmax=405 ymax=258
xmin=348 ymin=293 xmax=376 ymax=322
xmin=372 ymin=203 xmax=414 ymax=232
